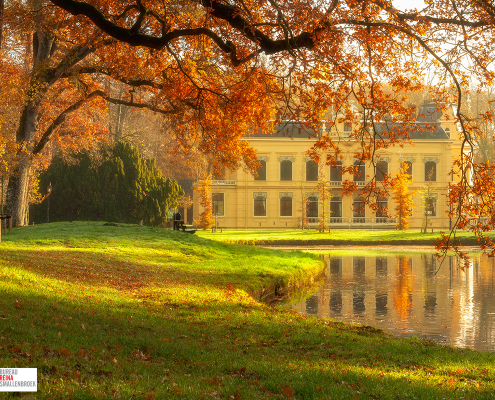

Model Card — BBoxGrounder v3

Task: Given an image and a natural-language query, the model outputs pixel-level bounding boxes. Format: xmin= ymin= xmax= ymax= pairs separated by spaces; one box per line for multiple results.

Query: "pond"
xmin=288 ymin=251 xmax=495 ymax=352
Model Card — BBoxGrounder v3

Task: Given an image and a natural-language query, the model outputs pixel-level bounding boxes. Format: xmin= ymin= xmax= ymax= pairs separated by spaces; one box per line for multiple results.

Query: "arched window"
xmin=444 ymin=127 xmax=451 ymax=138
xmin=353 ymin=194 xmax=366 ymax=220
xmin=254 ymin=156 xmax=266 ymax=180
xmin=330 ymin=161 xmax=342 ymax=182
xmin=376 ymin=157 xmax=388 ymax=181
xmin=253 ymin=192 xmax=267 ymax=216
xmin=344 ymin=122 xmax=352 ymax=137
xmin=376 ymin=197 xmax=388 ymax=219
xmin=330 ymin=195 xmax=342 ymax=218
xmin=425 ymin=158 xmax=437 ymax=181
xmin=306 ymin=158 xmax=318 ymax=181
xmin=280 ymin=193 xmax=293 ymax=216
xmin=401 ymin=158 xmax=413 ymax=179
xmin=306 ymin=193 xmax=319 ymax=218
xmin=280 ymin=156 xmax=293 ymax=181
xmin=353 ymin=159 xmax=366 ymax=182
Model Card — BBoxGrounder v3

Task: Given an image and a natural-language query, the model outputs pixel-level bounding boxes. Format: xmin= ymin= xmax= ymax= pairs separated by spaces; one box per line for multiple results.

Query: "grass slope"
xmin=0 ymin=222 xmax=494 ymax=399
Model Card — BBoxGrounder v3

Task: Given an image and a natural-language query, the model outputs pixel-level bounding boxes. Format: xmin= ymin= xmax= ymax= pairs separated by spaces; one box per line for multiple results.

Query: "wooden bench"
xmin=175 ymin=221 xmax=197 ymax=234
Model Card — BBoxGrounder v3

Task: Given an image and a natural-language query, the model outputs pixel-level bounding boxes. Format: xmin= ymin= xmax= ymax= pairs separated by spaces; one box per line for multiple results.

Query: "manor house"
xmin=193 ymin=103 xmax=464 ymax=229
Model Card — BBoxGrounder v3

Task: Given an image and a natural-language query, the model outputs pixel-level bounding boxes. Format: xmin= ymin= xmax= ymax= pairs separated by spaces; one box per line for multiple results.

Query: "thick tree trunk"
xmin=11 ymin=104 xmax=40 ymax=226
xmin=0 ymin=0 xmax=4 ymax=51
xmin=11 ymin=160 xmax=31 ymax=226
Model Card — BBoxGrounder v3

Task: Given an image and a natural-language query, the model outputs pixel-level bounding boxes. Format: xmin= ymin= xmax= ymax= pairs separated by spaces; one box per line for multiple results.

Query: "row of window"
xmin=255 ymin=157 xmax=438 ymax=182
xmin=212 ymin=193 xmax=438 ymax=218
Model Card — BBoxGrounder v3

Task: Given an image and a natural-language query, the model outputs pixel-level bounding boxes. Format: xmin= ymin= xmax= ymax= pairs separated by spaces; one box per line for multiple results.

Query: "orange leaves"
xmin=13 ymin=300 xmax=24 ymax=310
xmin=282 ymin=386 xmax=295 ymax=398
xmin=194 ymin=175 xmax=215 ymax=230
xmin=59 ymin=348 xmax=71 ymax=357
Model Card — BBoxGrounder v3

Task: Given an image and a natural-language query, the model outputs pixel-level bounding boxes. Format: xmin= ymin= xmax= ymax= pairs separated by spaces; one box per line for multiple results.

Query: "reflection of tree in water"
xmin=393 ymin=256 xmax=414 ymax=324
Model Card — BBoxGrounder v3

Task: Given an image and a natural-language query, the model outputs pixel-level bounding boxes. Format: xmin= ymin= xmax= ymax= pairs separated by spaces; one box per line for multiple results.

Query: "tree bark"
xmin=10 ymin=4 xmax=95 ymax=226
xmin=11 ymin=20 xmax=54 ymax=226
xmin=0 ymin=0 xmax=4 ymax=51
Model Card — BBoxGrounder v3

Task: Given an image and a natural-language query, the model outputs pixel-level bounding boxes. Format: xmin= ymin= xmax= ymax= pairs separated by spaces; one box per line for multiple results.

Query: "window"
xmin=424 ymin=193 xmax=437 ymax=217
xmin=213 ymin=167 xmax=226 ymax=180
xmin=376 ymin=257 xmax=387 ymax=277
xmin=425 ymin=158 xmax=437 ymax=181
xmin=344 ymin=122 xmax=352 ymax=137
xmin=306 ymin=158 xmax=318 ymax=181
xmin=353 ymin=256 xmax=366 ymax=276
xmin=376 ymin=197 xmax=388 ymax=218
xmin=280 ymin=193 xmax=293 ymax=217
xmin=306 ymin=193 xmax=319 ymax=218
xmin=445 ymin=127 xmax=451 ymax=138
xmin=254 ymin=156 xmax=266 ymax=181
xmin=401 ymin=158 xmax=413 ymax=179
xmin=330 ymin=195 xmax=342 ymax=218
xmin=253 ymin=192 xmax=267 ymax=216
xmin=353 ymin=159 xmax=366 ymax=182
xmin=280 ymin=156 xmax=293 ymax=181
xmin=353 ymin=194 xmax=366 ymax=219
xmin=212 ymin=193 xmax=224 ymax=216
xmin=330 ymin=161 xmax=342 ymax=182
xmin=330 ymin=257 xmax=342 ymax=275
xmin=376 ymin=157 xmax=388 ymax=182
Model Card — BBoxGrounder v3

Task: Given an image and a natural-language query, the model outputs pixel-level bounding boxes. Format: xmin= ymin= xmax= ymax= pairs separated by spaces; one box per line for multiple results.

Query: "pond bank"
xmin=251 ymin=238 xmax=482 ymax=246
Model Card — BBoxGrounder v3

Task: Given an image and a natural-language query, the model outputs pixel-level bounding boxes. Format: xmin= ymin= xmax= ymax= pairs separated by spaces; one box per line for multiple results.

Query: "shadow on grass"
xmin=1 ymin=279 xmax=494 ymax=399
xmin=1 ymin=244 xmax=323 ymax=301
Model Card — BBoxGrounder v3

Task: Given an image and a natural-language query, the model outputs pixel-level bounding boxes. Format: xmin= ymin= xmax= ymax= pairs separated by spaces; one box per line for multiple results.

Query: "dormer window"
xmin=344 ymin=122 xmax=352 ymax=137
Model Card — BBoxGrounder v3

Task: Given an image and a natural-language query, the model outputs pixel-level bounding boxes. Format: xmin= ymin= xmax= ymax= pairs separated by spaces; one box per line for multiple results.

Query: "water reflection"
xmin=290 ymin=253 xmax=495 ymax=351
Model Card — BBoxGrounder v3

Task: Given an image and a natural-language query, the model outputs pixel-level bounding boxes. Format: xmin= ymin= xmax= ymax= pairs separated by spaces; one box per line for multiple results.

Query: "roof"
xmin=249 ymin=121 xmax=322 ymax=139
xmin=248 ymin=120 xmax=449 ymax=140
xmin=416 ymin=103 xmax=444 ymax=123
xmin=373 ymin=121 xmax=450 ymax=140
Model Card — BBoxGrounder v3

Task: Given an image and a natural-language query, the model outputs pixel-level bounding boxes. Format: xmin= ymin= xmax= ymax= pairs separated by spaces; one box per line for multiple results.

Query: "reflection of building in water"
xmin=423 ymin=255 xmax=437 ymax=317
xmin=352 ymin=257 xmax=366 ymax=315
xmin=375 ymin=257 xmax=388 ymax=318
xmin=292 ymin=254 xmax=495 ymax=351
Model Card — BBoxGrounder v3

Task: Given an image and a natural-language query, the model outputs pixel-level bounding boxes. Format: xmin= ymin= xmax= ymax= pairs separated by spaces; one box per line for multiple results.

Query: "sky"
xmin=392 ymin=0 xmax=427 ymax=11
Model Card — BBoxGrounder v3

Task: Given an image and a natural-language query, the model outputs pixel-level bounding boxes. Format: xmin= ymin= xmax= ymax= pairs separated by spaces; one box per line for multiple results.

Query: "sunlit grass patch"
xmin=196 ymin=228 xmax=489 ymax=246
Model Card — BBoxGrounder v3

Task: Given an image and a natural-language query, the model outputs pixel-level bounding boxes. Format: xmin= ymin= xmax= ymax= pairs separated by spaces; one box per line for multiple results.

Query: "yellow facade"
xmin=194 ymin=104 xmax=464 ymax=229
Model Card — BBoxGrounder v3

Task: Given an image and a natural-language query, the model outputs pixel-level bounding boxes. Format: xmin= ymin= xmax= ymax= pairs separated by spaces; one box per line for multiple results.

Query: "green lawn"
xmin=196 ymin=227 xmax=486 ymax=246
xmin=1 ymin=222 xmax=495 ymax=399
